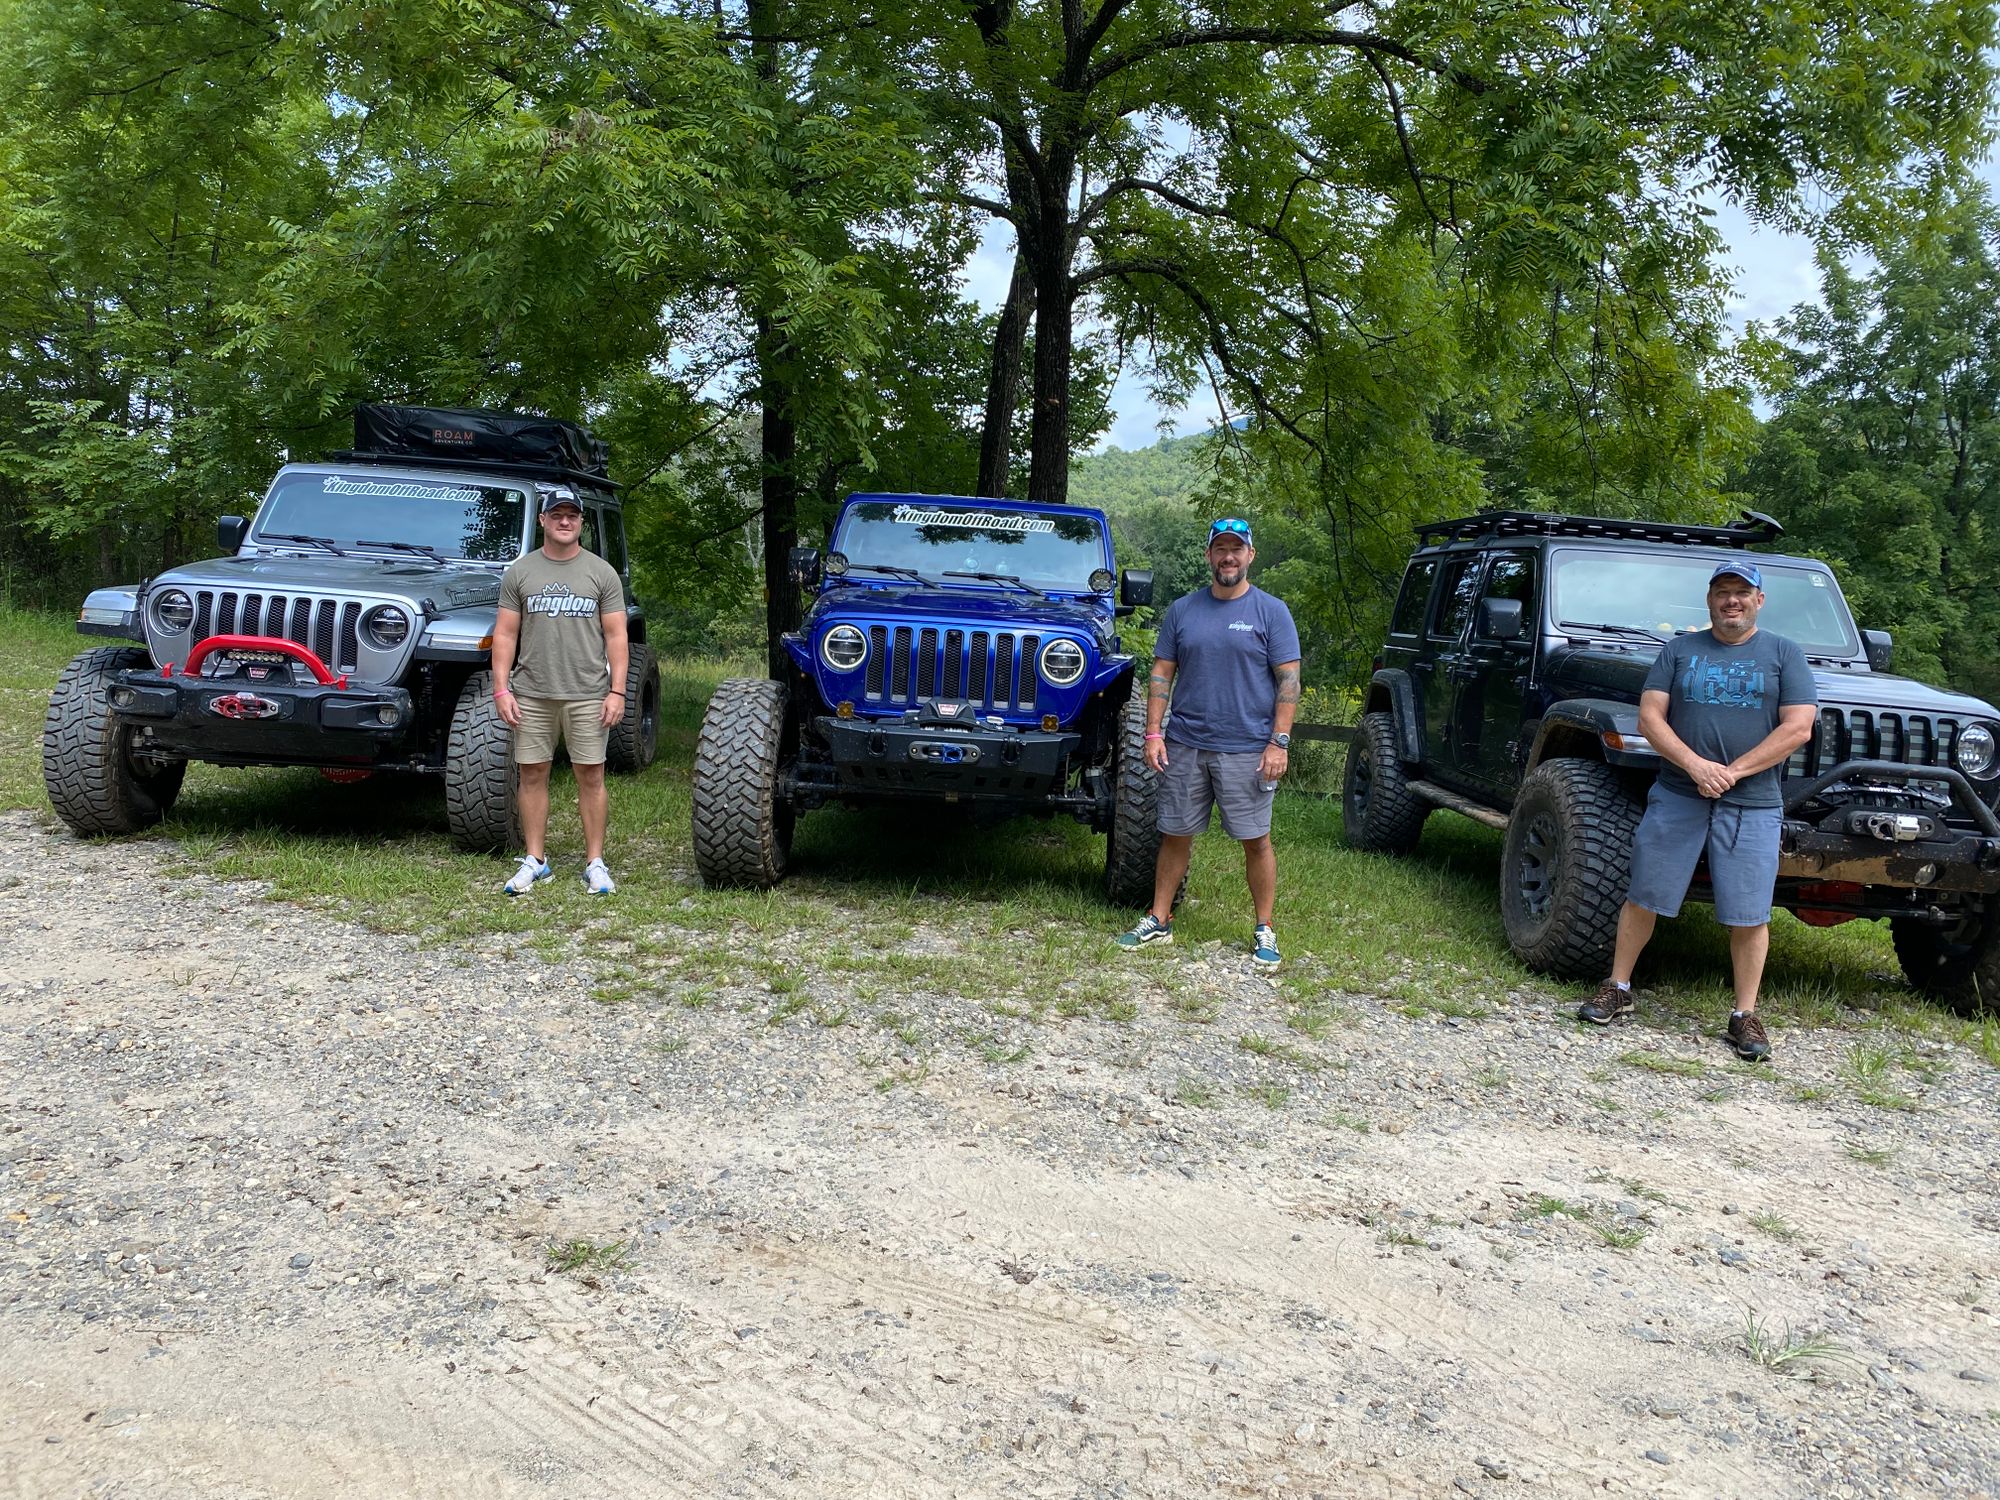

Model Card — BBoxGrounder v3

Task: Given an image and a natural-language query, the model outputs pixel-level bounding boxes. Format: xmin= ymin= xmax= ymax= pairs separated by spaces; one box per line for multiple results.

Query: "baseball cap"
xmin=1207 ymin=517 xmax=1254 ymax=547
xmin=539 ymin=485 xmax=583 ymax=515
xmin=1710 ymin=560 xmax=1762 ymax=588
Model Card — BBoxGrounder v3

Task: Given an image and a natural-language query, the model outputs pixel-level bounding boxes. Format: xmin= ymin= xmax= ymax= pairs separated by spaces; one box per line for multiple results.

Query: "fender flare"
xmin=1363 ymin=669 xmax=1423 ymax=764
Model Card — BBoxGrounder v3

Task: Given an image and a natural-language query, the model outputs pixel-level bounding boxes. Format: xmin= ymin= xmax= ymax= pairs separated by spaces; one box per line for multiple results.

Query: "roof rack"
xmin=319 ymin=450 xmax=621 ymax=492
xmin=1414 ymin=509 xmax=1782 ymax=549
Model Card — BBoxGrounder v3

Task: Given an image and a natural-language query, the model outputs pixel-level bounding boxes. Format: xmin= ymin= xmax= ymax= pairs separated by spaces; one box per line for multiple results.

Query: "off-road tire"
xmin=42 ymin=646 xmax=186 ymax=836
xmin=604 ymin=642 xmax=660 ymax=774
xmin=691 ymin=677 xmax=794 ymax=888
xmin=445 ymin=670 xmax=520 ymax=853
xmin=1891 ymin=910 xmax=2000 ymax=1016
xmin=1104 ymin=692 xmax=1164 ymax=906
xmin=1500 ymin=757 xmax=1644 ymax=980
xmin=1342 ymin=710 xmax=1429 ymax=853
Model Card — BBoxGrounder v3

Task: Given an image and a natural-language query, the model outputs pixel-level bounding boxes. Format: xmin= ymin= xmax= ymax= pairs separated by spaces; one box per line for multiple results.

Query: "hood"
xmin=807 ymin=582 xmax=1110 ymax=635
xmin=157 ymin=553 xmax=499 ymax=610
xmin=1546 ymin=643 xmax=2000 ymax=720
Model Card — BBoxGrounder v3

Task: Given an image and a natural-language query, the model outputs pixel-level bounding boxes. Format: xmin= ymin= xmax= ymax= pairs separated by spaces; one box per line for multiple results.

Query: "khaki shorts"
xmin=512 ymin=695 xmax=608 ymax=765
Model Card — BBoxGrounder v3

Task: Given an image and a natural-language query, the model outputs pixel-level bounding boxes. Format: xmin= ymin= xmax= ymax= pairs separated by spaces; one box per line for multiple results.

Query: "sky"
xmin=959 ymin=202 xmax=1829 ymax=455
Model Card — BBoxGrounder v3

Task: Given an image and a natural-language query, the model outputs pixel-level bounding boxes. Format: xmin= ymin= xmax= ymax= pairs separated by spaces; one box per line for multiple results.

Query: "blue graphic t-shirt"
xmin=1641 ymin=628 xmax=1817 ymax=807
xmin=1154 ymin=585 xmax=1302 ymax=752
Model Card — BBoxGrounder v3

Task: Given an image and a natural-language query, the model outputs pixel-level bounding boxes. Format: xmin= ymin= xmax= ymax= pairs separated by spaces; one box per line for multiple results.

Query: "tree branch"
xmin=1086 ymin=27 xmax=1491 ymax=95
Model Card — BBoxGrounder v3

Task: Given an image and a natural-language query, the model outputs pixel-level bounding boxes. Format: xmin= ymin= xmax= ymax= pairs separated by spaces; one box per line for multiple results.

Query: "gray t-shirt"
xmin=1642 ymin=628 xmax=1817 ymax=807
xmin=1155 ymin=585 xmax=1302 ymax=753
xmin=499 ymin=548 xmax=626 ymax=699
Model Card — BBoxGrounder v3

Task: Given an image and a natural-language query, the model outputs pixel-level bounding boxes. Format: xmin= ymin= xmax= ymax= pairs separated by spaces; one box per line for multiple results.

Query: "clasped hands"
xmin=1686 ymin=756 xmax=1739 ymax=799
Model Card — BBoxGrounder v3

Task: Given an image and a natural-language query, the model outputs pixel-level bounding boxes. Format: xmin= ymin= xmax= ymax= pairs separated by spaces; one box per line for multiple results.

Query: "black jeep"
xmin=1344 ymin=510 xmax=2000 ymax=1013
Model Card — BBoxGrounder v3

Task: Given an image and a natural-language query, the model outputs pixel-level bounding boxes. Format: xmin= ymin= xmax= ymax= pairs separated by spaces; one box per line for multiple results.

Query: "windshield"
xmin=253 ymin=471 xmax=528 ymax=562
xmin=1549 ymin=548 xmax=1860 ymax=657
xmin=832 ymin=500 xmax=1108 ymax=590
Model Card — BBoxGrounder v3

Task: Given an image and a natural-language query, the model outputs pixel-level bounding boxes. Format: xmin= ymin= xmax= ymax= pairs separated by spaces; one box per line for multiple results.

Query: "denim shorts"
xmin=1157 ymin=741 xmax=1275 ymax=840
xmin=1627 ymin=782 xmax=1783 ymax=927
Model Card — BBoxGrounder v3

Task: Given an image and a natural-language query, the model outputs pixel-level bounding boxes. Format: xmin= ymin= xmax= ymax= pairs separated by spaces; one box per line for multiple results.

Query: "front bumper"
xmin=109 ymin=668 xmax=417 ymax=767
xmin=1769 ymin=757 xmax=2000 ymax=893
xmin=813 ymin=713 xmax=1080 ymax=801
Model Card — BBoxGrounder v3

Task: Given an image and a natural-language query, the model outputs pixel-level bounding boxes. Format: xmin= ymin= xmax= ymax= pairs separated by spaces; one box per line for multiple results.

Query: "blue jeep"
xmin=690 ymin=493 xmax=1161 ymax=900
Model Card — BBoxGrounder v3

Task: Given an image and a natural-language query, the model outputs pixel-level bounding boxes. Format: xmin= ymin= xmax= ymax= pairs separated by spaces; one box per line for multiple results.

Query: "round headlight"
xmin=1088 ymin=568 xmax=1115 ymax=594
xmin=1039 ymin=637 xmax=1087 ymax=686
xmin=824 ymin=551 xmax=850 ymax=577
xmin=151 ymin=589 xmax=194 ymax=634
xmin=821 ymin=623 xmax=868 ymax=672
xmin=1955 ymin=721 xmax=1998 ymax=779
xmin=362 ymin=605 xmax=411 ymax=649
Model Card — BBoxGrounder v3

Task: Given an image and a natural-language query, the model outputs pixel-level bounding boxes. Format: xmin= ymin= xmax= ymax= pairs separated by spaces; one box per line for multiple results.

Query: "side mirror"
xmin=1478 ymin=596 xmax=1525 ymax=641
xmin=218 ymin=515 xmax=249 ymax=552
xmin=1119 ymin=569 xmax=1153 ymax=607
xmin=1862 ymin=628 xmax=1893 ymax=672
xmin=788 ymin=546 xmax=822 ymax=591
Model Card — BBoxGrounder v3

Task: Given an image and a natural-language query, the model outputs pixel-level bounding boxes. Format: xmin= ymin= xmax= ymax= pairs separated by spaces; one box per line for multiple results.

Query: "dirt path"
xmin=3 ymin=809 xmax=1997 ymax=1498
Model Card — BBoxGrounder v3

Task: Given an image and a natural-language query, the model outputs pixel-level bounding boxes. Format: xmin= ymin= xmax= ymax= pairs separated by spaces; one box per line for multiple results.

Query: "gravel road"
xmin=3 ymin=808 xmax=1998 ymax=1498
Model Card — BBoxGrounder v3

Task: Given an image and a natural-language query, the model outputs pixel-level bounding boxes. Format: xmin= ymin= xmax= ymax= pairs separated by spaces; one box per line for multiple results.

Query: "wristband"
xmin=1144 ymin=731 xmax=1163 ymax=741
xmin=494 ymin=687 xmax=512 ymax=697
xmin=608 ymin=690 xmax=625 ymax=698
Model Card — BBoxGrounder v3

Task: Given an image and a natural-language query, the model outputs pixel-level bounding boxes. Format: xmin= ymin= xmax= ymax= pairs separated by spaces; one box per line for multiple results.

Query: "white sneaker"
xmin=503 ymin=855 xmax=551 ymax=896
xmin=584 ymin=858 xmax=616 ymax=895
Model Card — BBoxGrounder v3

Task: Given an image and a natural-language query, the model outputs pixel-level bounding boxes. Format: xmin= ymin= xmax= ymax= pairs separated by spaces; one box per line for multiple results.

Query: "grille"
xmin=1783 ymin=707 xmax=1961 ymax=782
xmin=179 ymin=588 xmax=366 ymax=674
xmin=861 ymin=626 xmax=1043 ymax=712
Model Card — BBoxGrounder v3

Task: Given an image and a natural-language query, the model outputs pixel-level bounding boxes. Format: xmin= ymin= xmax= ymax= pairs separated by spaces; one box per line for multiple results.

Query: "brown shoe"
xmin=1727 ymin=1011 xmax=1772 ymax=1062
xmin=1577 ymin=981 xmax=1636 ymax=1025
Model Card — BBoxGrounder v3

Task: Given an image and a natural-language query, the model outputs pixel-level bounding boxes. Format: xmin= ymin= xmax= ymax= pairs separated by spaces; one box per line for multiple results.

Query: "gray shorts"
xmin=1627 ymin=782 xmax=1783 ymax=927
xmin=1157 ymin=740 xmax=1275 ymax=840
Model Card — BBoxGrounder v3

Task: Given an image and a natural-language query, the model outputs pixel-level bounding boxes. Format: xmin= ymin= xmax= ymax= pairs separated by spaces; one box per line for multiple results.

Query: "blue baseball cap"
xmin=1710 ymin=560 xmax=1762 ymax=588
xmin=1207 ymin=517 xmax=1254 ymax=547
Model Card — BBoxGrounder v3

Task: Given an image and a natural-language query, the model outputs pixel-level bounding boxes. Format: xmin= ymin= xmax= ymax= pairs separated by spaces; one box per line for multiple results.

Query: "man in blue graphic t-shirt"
xmin=1113 ymin=517 xmax=1302 ymax=970
xmin=1577 ymin=561 xmax=1817 ymax=1060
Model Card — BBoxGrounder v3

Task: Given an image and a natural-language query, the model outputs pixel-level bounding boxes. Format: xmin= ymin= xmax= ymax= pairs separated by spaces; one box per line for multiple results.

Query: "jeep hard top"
xmin=1344 ymin=509 xmax=2000 ymax=1012
xmin=44 ymin=404 xmax=659 ymax=851
xmin=689 ymin=492 xmax=1162 ymax=900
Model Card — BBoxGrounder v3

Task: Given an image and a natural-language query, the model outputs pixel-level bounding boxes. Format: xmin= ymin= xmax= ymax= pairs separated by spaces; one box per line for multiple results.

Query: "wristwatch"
xmin=1269 ymin=732 xmax=1291 ymax=749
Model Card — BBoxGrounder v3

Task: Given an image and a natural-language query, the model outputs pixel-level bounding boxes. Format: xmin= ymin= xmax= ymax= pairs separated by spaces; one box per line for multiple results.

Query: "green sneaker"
xmin=1115 ymin=913 xmax=1173 ymax=949
xmin=1251 ymin=924 xmax=1281 ymax=971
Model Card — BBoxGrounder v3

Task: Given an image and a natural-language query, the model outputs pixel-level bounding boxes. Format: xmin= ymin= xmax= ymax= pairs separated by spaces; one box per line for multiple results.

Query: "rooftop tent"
xmin=352 ymin=404 xmax=609 ymax=480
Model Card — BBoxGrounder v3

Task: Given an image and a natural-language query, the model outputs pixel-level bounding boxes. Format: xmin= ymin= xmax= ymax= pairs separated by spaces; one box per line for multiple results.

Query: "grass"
xmin=545 ymin=1238 xmax=633 ymax=1277
xmin=1749 ymin=1210 xmax=1801 ymax=1242
xmin=1845 ymin=1143 xmax=1896 ymax=1167
xmin=3 ymin=605 xmax=1990 ymax=1063
xmin=1740 ymin=1312 xmax=1856 ymax=1375
xmin=1617 ymin=1049 xmax=1706 ymax=1078
xmin=1173 ymin=1075 xmax=1218 ymax=1109
xmin=1842 ymin=1042 xmax=1921 ymax=1112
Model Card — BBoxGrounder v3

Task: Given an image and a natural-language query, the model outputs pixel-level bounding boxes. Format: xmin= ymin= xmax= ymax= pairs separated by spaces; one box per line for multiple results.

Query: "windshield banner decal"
xmin=323 ymin=476 xmax=483 ymax=503
xmin=891 ymin=504 xmax=1054 ymax=534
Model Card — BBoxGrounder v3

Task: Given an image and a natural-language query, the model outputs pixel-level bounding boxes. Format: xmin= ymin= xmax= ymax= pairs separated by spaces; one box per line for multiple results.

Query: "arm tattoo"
xmin=1275 ymin=665 xmax=1301 ymax=704
xmin=1148 ymin=671 xmax=1172 ymax=701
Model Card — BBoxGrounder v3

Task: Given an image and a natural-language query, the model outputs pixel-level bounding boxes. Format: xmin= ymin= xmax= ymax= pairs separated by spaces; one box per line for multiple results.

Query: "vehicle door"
xmin=1451 ymin=550 xmax=1539 ymax=799
xmin=1421 ymin=552 xmax=1484 ymax=785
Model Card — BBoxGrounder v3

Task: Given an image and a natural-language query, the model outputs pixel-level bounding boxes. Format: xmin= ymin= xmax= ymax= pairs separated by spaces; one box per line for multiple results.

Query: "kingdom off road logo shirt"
xmin=1641 ymin=628 xmax=1816 ymax=807
xmin=498 ymin=548 xmax=625 ymax=699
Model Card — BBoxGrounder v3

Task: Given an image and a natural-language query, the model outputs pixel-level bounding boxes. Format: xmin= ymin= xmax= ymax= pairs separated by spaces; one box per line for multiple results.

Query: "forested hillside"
xmin=4 ymin=0 xmax=1998 ymax=689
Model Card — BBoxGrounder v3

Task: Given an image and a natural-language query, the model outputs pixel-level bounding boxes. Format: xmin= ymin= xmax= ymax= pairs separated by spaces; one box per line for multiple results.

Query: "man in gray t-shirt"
xmin=1113 ymin=517 xmax=1302 ymax=970
xmin=492 ymin=487 xmax=630 ymax=897
xmin=1577 ymin=560 xmax=1817 ymax=1060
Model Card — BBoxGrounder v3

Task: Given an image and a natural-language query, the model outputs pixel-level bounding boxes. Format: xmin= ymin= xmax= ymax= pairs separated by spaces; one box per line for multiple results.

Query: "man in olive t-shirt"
xmin=492 ymin=487 xmax=629 ymax=896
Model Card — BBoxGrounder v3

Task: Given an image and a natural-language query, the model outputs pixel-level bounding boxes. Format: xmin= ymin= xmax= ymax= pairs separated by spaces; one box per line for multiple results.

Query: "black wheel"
xmin=444 ymin=670 xmax=520 ymax=853
xmin=1500 ymin=757 xmax=1644 ymax=979
xmin=691 ymin=678 xmax=794 ymax=888
xmin=1892 ymin=907 xmax=2000 ymax=1015
xmin=1104 ymin=692 xmax=1164 ymax=906
xmin=1341 ymin=710 xmax=1429 ymax=853
xmin=42 ymin=646 xmax=186 ymax=836
xmin=605 ymin=641 xmax=660 ymax=774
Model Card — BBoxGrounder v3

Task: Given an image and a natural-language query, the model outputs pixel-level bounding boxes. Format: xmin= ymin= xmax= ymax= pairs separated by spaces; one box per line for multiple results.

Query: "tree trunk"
xmin=1025 ymin=223 xmax=1074 ymax=504
xmin=976 ymin=253 xmax=1034 ymax=497
xmin=756 ymin=315 xmax=799 ymax=680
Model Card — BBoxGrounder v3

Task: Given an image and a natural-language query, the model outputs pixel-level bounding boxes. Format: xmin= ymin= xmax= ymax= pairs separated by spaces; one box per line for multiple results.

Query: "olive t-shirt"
xmin=498 ymin=548 xmax=625 ymax=699
xmin=1641 ymin=628 xmax=1817 ymax=807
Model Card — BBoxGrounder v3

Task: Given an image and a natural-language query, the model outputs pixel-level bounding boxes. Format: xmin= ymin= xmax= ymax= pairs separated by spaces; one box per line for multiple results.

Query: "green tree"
xmin=1740 ymin=196 xmax=2000 ymax=694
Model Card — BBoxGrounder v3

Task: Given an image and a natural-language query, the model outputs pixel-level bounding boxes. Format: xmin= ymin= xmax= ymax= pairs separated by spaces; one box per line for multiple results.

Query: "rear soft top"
xmin=352 ymin=404 xmax=609 ymax=480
